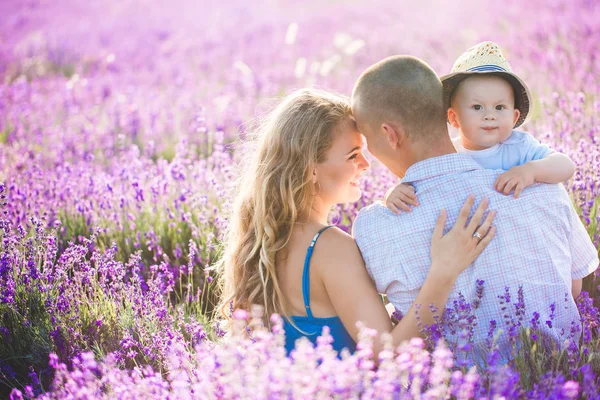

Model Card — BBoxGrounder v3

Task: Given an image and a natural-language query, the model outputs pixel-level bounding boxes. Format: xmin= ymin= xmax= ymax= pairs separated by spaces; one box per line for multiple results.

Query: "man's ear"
xmin=447 ymin=108 xmax=460 ymax=129
xmin=513 ymin=108 xmax=521 ymax=126
xmin=381 ymin=123 xmax=404 ymax=150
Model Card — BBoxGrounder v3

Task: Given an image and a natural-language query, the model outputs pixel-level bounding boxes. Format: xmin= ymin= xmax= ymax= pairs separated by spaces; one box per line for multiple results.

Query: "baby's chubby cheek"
xmin=498 ymin=128 xmax=514 ymax=141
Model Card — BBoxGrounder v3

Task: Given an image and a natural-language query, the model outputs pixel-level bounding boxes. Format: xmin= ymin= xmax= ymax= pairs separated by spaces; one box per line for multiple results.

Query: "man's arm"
xmin=566 ymin=188 xmax=599 ymax=285
xmin=572 ymin=279 xmax=582 ymax=299
xmin=352 ymin=205 xmax=414 ymax=313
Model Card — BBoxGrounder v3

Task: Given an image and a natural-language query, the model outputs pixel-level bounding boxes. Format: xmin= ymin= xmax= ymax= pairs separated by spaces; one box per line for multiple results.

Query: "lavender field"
xmin=1 ymin=0 xmax=599 ymax=398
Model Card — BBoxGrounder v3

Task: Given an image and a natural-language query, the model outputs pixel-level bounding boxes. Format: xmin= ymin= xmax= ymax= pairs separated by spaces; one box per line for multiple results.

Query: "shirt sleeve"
xmin=519 ymin=133 xmax=555 ymax=164
xmin=352 ymin=209 xmax=376 ymax=282
xmin=353 ymin=205 xmax=428 ymax=315
xmin=568 ymin=207 xmax=599 ymax=279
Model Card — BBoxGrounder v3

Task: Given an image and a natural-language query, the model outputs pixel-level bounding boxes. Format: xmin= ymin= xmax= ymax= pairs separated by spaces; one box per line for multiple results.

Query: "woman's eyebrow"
xmin=346 ymin=146 xmax=360 ymax=155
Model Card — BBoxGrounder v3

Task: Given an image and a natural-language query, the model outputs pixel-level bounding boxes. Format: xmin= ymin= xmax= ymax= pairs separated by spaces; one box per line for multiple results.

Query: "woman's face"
xmin=315 ymin=120 xmax=370 ymax=205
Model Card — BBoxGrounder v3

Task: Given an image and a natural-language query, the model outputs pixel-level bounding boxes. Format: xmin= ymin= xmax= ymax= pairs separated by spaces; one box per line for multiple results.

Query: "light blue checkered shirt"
xmin=353 ymin=154 xmax=598 ymax=352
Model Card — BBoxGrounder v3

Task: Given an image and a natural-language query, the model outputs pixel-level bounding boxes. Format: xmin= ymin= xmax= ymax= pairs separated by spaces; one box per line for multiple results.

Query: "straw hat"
xmin=441 ymin=41 xmax=531 ymax=128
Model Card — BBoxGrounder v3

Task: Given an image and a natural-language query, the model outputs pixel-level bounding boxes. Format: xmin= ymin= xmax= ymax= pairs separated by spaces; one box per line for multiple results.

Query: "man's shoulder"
xmin=465 ymin=172 xmax=572 ymax=210
xmin=355 ymin=201 xmax=385 ymax=223
xmin=354 ymin=201 xmax=393 ymax=236
xmin=463 ymin=167 xmax=569 ymax=196
xmin=516 ymin=181 xmax=571 ymax=202
xmin=429 ymin=165 xmax=570 ymax=210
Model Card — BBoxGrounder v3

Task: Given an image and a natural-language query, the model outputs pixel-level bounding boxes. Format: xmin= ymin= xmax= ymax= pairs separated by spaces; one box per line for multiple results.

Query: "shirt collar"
xmin=454 ymin=139 xmax=500 ymax=156
xmin=401 ymin=153 xmax=483 ymax=184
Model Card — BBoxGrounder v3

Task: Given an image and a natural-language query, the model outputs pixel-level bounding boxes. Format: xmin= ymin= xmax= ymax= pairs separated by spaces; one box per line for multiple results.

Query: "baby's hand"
xmin=494 ymin=164 xmax=536 ymax=198
xmin=384 ymin=183 xmax=419 ymax=213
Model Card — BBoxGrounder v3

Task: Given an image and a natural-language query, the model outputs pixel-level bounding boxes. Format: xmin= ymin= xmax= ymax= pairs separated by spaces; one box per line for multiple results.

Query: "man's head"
xmin=351 ymin=55 xmax=450 ymax=177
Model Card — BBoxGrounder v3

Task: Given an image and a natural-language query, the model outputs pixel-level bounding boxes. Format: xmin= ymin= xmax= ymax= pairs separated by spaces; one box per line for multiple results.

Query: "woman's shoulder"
xmin=317 ymin=225 xmax=355 ymax=245
xmin=311 ymin=226 xmax=372 ymax=296
xmin=312 ymin=226 xmax=363 ymax=267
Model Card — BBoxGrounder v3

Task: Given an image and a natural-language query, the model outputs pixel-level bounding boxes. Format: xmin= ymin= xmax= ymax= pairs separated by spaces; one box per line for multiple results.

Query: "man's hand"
xmin=494 ymin=164 xmax=536 ymax=198
xmin=384 ymin=183 xmax=419 ymax=213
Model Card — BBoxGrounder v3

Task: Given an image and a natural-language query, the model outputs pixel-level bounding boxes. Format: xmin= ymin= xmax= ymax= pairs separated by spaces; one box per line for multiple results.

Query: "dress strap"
xmin=302 ymin=226 xmax=333 ymax=318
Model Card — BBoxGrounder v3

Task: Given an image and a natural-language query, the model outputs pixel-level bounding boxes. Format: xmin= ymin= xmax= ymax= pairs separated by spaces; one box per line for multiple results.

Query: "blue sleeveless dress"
xmin=283 ymin=226 xmax=357 ymax=355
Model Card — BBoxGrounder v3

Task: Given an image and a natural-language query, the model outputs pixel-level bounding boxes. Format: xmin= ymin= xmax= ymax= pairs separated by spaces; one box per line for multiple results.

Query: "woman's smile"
xmin=350 ymin=177 xmax=362 ymax=187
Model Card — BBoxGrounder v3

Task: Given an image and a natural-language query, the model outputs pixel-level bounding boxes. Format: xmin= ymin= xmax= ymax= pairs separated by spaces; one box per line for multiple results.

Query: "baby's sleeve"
xmin=519 ymin=133 xmax=555 ymax=164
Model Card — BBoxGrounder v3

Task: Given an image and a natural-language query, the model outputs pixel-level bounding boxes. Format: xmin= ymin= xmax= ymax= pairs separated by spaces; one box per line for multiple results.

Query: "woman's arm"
xmin=319 ymin=195 xmax=496 ymax=357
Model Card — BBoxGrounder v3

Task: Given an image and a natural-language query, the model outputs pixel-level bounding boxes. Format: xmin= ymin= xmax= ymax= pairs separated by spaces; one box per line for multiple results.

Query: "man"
xmin=351 ymin=55 xmax=598 ymax=355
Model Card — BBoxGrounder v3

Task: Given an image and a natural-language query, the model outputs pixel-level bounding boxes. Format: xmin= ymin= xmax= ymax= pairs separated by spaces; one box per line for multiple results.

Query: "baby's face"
xmin=448 ymin=75 xmax=520 ymax=150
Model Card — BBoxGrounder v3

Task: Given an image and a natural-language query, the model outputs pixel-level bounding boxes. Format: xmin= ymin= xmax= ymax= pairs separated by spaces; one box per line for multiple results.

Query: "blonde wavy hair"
xmin=217 ymin=88 xmax=353 ymax=327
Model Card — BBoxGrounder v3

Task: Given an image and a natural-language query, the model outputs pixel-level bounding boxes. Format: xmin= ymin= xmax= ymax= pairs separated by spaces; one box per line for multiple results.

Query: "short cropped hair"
xmin=352 ymin=56 xmax=447 ymax=142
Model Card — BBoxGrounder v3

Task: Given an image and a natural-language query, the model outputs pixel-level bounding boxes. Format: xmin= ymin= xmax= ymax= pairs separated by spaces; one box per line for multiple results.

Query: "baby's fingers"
xmin=513 ymin=182 xmax=525 ymax=198
xmin=503 ymin=180 xmax=517 ymax=195
xmin=387 ymin=202 xmax=401 ymax=214
xmin=393 ymin=199 xmax=412 ymax=212
xmin=494 ymin=175 xmax=508 ymax=192
xmin=399 ymin=192 xmax=419 ymax=206
xmin=397 ymin=186 xmax=418 ymax=205
xmin=495 ymin=180 xmax=509 ymax=194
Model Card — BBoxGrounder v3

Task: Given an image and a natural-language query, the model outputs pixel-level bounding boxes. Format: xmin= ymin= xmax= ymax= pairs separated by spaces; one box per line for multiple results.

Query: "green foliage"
xmin=0 ymin=219 xmax=220 ymax=394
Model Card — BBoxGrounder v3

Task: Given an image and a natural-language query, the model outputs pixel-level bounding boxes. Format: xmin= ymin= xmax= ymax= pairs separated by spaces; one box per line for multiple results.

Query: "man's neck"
xmin=386 ymin=129 xmax=457 ymax=178
xmin=409 ymin=134 xmax=457 ymax=165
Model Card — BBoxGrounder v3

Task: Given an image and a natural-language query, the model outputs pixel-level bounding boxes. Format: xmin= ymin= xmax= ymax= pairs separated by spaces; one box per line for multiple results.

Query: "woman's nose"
xmin=360 ymin=155 xmax=371 ymax=170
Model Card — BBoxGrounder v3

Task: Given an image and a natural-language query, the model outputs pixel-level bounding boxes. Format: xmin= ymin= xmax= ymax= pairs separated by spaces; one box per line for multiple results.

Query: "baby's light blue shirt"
xmin=452 ymin=130 xmax=554 ymax=170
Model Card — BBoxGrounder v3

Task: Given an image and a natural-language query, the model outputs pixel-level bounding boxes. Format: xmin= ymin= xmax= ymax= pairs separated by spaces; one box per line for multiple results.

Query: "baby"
xmin=385 ymin=41 xmax=575 ymax=213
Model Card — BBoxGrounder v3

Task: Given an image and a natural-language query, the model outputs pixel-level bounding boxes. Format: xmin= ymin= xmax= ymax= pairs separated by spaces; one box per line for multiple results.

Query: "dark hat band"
xmin=467 ymin=65 xmax=507 ymax=72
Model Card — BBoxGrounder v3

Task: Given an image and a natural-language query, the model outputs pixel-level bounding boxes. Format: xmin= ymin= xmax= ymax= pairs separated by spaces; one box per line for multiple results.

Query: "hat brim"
xmin=441 ymin=71 xmax=532 ymax=128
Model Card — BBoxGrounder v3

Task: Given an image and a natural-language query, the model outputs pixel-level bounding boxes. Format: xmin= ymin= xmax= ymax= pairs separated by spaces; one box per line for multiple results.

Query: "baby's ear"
xmin=447 ymin=108 xmax=460 ymax=129
xmin=513 ymin=108 xmax=521 ymax=126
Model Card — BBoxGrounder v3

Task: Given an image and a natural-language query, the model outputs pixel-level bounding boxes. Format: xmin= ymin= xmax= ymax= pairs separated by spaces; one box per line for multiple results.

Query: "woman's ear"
xmin=447 ymin=108 xmax=460 ymax=129
xmin=311 ymin=168 xmax=318 ymax=184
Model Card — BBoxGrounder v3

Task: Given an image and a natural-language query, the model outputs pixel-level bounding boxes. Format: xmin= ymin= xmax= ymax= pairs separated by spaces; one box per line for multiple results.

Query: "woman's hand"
xmin=430 ymin=195 xmax=496 ymax=282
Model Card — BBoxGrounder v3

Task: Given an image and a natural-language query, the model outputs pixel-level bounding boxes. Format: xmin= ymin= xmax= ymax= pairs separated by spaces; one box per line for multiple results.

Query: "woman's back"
xmin=277 ymin=224 xmax=356 ymax=354
xmin=277 ymin=223 xmax=337 ymax=318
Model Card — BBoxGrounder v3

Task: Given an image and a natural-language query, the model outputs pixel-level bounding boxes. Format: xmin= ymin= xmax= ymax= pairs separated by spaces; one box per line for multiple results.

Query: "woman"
xmin=218 ymin=88 xmax=495 ymax=356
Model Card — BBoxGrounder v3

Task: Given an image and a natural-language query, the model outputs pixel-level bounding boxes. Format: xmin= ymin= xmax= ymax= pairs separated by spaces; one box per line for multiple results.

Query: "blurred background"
xmin=0 ymin=0 xmax=599 ymax=396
